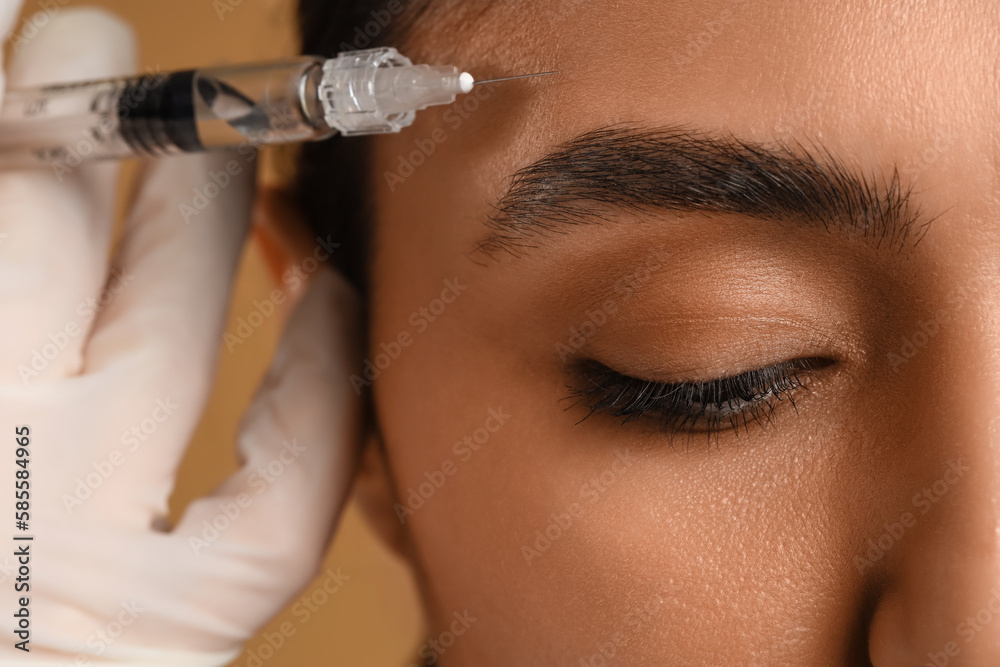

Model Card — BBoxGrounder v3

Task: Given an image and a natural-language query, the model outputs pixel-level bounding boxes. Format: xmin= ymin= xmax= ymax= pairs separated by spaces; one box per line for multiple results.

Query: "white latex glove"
xmin=0 ymin=5 xmax=363 ymax=665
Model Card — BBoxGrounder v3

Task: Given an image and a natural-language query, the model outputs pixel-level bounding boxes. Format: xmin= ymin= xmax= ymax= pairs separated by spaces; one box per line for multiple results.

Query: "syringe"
xmin=0 ymin=46 xmax=556 ymax=171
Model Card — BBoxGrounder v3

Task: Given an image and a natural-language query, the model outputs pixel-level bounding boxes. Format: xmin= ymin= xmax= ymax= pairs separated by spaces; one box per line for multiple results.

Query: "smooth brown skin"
xmin=351 ymin=1 xmax=1000 ymax=664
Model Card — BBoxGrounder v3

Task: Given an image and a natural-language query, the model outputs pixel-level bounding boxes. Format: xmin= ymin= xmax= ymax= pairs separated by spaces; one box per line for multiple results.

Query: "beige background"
xmin=8 ymin=0 xmax=423 ymax=664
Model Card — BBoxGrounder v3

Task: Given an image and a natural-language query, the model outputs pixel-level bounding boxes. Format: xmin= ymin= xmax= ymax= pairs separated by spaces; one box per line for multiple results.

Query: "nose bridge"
xmin=914 ymin=366 xmax=1000 ymax=661
xmin=944 ymin=260 xmax=1000 ymax=582
xmin=868 ymin=280 xmax=1000 ymax=665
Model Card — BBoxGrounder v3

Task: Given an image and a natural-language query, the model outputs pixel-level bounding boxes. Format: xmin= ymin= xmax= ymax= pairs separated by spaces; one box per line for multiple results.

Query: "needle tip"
xmin=472 ymin=70 xmax=559 ymax=86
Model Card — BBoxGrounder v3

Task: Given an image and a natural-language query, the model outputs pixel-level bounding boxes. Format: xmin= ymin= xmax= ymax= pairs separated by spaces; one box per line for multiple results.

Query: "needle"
xmin=473 ymin=71 xmax=559 ymax=86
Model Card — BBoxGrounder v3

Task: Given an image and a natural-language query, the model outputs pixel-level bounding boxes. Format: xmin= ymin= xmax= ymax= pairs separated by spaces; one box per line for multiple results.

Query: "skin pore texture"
xmin=354 ymin=0 xmax=1000 ymax=664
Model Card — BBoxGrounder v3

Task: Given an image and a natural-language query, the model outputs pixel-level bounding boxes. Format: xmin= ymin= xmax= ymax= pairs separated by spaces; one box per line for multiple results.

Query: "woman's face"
xmin=363 ymin=1 xmax=1000 ymax=663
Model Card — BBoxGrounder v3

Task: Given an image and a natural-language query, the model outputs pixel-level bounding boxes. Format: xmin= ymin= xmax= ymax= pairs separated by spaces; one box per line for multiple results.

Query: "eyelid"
xmin=561 ymin=295 xmax=856 ymax=385
xmin=564 ymin=357 xmax=830 ymax=445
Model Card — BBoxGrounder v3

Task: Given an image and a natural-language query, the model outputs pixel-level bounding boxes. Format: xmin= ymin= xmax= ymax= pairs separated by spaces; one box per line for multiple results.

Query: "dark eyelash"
xmin=565 ymin=358 xmax=826 ymax=445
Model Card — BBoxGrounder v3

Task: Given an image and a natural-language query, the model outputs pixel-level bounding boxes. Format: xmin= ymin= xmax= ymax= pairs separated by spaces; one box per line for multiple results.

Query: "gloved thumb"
xmin=6 ymin=6 xmax=137 ymax=90
xmin=0 ymin=7 xmax=137 ymax=383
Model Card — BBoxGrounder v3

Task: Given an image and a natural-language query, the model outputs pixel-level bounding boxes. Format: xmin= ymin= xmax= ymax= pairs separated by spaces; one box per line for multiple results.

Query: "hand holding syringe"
xmin=0 ymin=12 xmax=551 ymax=661
xmin=0 ymin=46 xmax=556 ymax=171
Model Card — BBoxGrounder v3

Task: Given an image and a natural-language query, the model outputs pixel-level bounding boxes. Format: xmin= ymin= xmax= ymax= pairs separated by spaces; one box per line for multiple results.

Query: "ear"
xmin=353 ymin=432 xmax=414 ymax=560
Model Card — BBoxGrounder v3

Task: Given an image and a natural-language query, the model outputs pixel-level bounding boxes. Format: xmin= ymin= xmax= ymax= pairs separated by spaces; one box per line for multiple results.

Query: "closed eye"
xmin=564 ymin=357 xmax=831 ymax=447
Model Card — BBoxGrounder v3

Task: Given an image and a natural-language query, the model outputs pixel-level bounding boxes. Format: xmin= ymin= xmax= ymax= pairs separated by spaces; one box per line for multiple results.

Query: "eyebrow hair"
xmin=474 ymin=125 xmax=932 ymax=259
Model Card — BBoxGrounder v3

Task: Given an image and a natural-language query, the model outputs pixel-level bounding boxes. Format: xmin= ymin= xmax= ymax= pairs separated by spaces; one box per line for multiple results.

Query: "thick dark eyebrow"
xmin=474 ymin=125 xmax=932 ymax=259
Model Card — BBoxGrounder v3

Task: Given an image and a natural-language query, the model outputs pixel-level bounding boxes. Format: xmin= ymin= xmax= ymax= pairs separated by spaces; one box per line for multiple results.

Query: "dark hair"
xmin=294 ymin=0 xmax=432 ymax=296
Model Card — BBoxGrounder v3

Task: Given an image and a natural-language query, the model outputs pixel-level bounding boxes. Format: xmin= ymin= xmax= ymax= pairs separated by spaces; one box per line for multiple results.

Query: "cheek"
xmin=371 ymin=286 xmax=653 ymax=653
xmin=369 ymin=283 xmax=864 ymax=661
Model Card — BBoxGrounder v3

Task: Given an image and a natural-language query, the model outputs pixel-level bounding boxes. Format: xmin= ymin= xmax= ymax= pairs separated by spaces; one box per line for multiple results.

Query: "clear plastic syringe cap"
xmin=319 ymin=46 xmax=472 ymax=136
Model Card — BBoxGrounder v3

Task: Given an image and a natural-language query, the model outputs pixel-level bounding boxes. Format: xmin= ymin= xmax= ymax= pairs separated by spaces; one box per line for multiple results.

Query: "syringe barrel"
xmin=0 ymin=56 xmax=335 ymax=171
xmin=0 ymin=48 xmax=469 ymax=172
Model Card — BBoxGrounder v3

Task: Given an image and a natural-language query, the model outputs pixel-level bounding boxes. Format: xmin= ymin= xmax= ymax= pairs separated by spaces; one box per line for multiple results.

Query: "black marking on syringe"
xmin=195 ymin=77 xmax=272 ymax=136
xmin=118 ymin=71 xmax=202 ymax=155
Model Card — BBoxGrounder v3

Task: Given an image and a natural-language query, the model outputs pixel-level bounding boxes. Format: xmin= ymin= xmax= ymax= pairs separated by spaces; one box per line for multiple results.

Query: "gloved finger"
xmin=0 ymin=8 xmax=136 ymax=385
xmin=175 ymin=267 xmax=364 ymax=610
xmin=82 ymin=151 xmax=254 ymax=517
xmin=0 ymin=0 xmax=24 ymax=70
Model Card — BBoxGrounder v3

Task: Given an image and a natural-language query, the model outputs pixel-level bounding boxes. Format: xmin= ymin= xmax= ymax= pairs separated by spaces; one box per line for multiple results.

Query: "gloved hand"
xmin=0 ymin=4 xmax=364 ymax=665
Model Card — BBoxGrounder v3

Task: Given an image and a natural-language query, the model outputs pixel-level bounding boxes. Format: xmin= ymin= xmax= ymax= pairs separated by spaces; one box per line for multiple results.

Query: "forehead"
xmin=369 ymin=0 xmax=1000 ymax=294
xmin=402 ymin=0 xmax=1000 ymax=163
